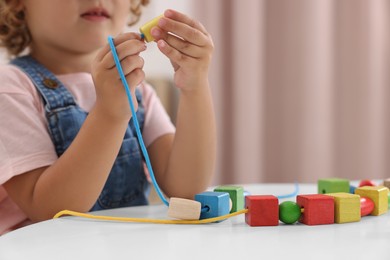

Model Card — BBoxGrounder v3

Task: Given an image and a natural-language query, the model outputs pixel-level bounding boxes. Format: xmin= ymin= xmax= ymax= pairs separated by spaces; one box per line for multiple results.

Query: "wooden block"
xmin=139 ymin=15 xmax=163 ymax=42
xmin=325 ymin=193 xmax=361 ymax=223
xmin=318 ymin=178 xmax=350 ymax=194
xmin=355 ymin=186 xmax=389 ymax=216
xmin=383 ymin=178 xmax=390 ymax=189
xmin=245 ymin=195 xmax=279 ymax=227
xmin=167 ymin=198 xmax=201 ymax=220
xmin=296 ymin=194 xmax=334 ymax=225
xmin=194 ymin=192 xmax=230 ymax=220
xmin=243 ymin=190 xmax=251 ymax=208
xmin=214 ymin=185 xmax=244 ymax=213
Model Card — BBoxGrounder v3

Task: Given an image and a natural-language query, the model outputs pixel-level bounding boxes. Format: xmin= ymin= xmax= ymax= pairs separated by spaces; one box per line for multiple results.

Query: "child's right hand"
xmin=91 ymin=32 xmax=147 ymax=121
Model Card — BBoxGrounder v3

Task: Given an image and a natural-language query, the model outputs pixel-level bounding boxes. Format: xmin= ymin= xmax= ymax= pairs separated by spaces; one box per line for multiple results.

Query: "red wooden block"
xmin=297 ymin=194 xmax=334 ymax=225
xmin=245 ymin=195 xmax=279 ymax=227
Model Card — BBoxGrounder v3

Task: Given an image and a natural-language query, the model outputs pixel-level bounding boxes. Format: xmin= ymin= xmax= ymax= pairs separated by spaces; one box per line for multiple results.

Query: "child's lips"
xmin=81 ymin=8 xmax=110 ymax=21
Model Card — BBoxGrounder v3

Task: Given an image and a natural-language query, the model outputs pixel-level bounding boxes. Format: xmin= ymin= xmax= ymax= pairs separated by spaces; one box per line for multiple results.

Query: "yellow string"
xmin=53 ymin=208 xmax=249 ymax=224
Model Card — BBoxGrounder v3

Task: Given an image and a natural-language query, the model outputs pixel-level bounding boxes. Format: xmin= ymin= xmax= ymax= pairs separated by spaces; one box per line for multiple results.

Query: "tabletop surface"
xmin=0 ymin=183 xmax=389 ymax=260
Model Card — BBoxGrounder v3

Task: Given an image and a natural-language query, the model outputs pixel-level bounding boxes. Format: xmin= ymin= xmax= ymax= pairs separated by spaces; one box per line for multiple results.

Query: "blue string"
xmin=276 ymin=182 xmax=300 ymax=199
xmin=108 ymin=36 xmax=169 ymax=206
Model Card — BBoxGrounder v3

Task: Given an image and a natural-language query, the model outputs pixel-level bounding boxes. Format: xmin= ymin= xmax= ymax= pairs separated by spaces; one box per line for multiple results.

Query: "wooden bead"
xmin=325 ymin=193 xmax=361 ymax=223
xmin=383 ymin=178 xmax=390 ymax=189
xmin=279 ymin=201 xmax=301 ymax=224
xmin=194 ymin=192 xmax=230 ymax=220
xmin=245 ymin=195 xmax=279 ymax=226
xmin=214 ymin=185 xmax=244 ymax=213
xmin=167 ymin=198 xmax=201 ymax=220
xmin=358 ymin=179 xmax=376 ymax=187
xmin=360 ymin=197 xmax=374 ymax=217
xmin=318 ymin=178 xmax=350 ymax=194
xmin=297 ymin=194 xmax=334 ymax=225
xmin=139 ymin=15 xmax=163 ymax=42
xmin=355 ymin=186 xmax=389 ymax=216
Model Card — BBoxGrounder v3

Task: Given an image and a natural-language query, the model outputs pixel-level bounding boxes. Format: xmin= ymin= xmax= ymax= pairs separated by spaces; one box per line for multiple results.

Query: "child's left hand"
xmin=150 ymin=9 xmax=214 ymax=92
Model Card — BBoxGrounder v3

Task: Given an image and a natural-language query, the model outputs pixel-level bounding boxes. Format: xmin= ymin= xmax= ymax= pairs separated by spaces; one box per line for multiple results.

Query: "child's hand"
xmin=91 ymin=32 xmax=147 ymax=120
xmin=150 ymin=9 xmax=214 ymax=92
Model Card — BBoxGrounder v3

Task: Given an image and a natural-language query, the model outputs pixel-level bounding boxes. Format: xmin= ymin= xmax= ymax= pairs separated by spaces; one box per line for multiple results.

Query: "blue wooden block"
xmin=349 ymin=185 xmax=357 ymax=194
xmin=195 ymin=191 xmax=230 ymax=220
xmin=243 ymin=190 xmax=251 ymax=208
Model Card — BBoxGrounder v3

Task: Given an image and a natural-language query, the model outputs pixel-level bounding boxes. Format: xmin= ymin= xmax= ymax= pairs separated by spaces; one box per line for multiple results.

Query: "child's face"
xmin=21 ymin=0 xmax=131 ymax=54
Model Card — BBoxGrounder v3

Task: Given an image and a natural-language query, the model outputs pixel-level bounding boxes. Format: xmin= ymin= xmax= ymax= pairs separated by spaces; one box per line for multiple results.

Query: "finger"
xmin=95 ymin=32 xmax=143 ymax=61
xmin=151 ymin=27 xmax=202 ymax=59
xmin=101 ymin=39 xmax=146 ymax=69
xmin=157 ymin=39 xmax=192 ymax=66
xmin=157 ymin=17 xmax=208 ymax=47
xmin=163 ymin=9 xmax=208 ymax=35
xmin=125 ymin=68 xmax=145 ymax=89
xmin=120 ymin=56 xmax=145 ymax=79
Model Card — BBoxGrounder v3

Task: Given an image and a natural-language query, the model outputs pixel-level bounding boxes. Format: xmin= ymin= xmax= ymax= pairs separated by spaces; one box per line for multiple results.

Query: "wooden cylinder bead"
xmin=279 ymin=201 xmax=301 ymax=224
xmin=358 ymin=179 xmax=376 ymax=187
xmin=139 ymin=15 xmax=163 ymax=42
xmin=360 ymin=197 xmax=374 ymax=217
xmin=167 ymin=197 xmax=201 ymax=220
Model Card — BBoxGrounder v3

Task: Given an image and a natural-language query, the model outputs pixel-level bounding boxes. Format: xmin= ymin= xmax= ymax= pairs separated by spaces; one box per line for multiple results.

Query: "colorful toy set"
xmin=54 ymin=15 xmax=390 ymax=227
xmin=165 ymin=178 xmax=390 ymax=227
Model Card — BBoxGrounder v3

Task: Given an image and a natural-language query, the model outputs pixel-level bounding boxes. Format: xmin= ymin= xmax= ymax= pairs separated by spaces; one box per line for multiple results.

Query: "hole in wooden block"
xmin=167 ymin=197 xmax=201 ymax=220
xmin=195 ymin=192 xmax=230 ymax=220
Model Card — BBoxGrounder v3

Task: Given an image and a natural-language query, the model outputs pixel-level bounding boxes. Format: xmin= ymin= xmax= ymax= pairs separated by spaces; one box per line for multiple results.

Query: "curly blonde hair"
xmin=0 ymin=0 xmax=150 ymax=56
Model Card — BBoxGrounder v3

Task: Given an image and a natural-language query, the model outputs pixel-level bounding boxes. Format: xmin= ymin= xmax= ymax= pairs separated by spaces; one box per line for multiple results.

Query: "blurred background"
xmin=2 ymin=0 xmax=389 ymax=185
xmin=138 ymin=0 xmax=390 ymax=185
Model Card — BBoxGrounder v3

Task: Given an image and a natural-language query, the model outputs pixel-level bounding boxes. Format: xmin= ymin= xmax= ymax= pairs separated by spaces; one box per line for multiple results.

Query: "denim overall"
xmin=11 ymin=56 xmax=149 ymax=211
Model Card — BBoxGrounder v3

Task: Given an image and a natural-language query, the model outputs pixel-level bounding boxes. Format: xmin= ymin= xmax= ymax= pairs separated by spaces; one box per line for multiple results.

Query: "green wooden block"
xmin=318 ymin=178 xmax=350 ymax=194
xmin=214 ymin=185 xmax=244 ymax=213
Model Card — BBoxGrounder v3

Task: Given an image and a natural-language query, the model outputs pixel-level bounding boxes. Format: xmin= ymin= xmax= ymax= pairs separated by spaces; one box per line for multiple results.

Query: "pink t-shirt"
xmin=0 ymin=64 xmax=175 ymax=235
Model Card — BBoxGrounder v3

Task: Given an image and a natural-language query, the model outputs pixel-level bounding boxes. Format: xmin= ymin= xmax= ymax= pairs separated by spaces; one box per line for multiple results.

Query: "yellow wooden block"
xmin=325 ymin=193 xmax=361 ymax=223
xmin=139 ymin=15 xmax=163 ymax=42
xmin=355 ymin=186 xmax=389 ymax=216
xmin=167 ymin=197 xmax=201 ymax=220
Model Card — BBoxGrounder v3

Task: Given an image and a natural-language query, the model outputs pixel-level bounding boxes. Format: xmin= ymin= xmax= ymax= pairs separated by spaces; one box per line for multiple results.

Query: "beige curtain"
xmin=192 ymin=0 xmax=390 ymax=184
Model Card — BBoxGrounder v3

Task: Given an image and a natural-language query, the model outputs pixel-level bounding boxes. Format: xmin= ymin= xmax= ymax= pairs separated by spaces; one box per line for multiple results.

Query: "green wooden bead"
xmin=279 ymin=201 xmax=301 ymax=224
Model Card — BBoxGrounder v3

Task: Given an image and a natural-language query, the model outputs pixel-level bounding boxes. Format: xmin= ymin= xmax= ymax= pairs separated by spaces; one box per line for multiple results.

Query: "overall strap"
xmin=10 ymin=55 xmax=77 ymax=111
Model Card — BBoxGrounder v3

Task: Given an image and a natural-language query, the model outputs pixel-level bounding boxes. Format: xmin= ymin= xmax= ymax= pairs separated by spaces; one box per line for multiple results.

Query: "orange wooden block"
xmin=355 ymin=186 xmax=389 ymax=216
xmin=296 ymin=194 xmax=334 ymax=225
xmin=167 ymin=197 xmax=201 ymax=220
xmin=325 ymin=193 xmax=361 ymax=223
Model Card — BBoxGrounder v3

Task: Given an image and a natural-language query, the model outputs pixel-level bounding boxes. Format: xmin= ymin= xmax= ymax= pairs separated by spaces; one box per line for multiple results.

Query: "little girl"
xmin=0 ymin=0 xmax=216 ymax=234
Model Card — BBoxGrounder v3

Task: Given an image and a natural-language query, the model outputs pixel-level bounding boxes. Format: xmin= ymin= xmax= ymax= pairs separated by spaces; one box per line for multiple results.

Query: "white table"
xmin=0 ymin=183 xmax=389 ymax=260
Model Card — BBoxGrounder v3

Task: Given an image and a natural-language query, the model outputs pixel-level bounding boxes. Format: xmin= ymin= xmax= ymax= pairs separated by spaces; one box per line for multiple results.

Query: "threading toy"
xmin=53 ymin=17 xmax=390 ymax=227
